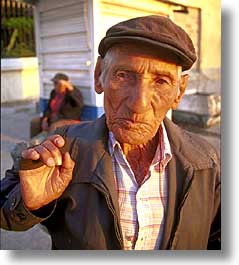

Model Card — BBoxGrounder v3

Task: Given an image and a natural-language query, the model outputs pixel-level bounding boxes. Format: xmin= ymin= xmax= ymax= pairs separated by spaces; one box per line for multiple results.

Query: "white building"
xmin=27 ymin=0 xmax=206 ymax=120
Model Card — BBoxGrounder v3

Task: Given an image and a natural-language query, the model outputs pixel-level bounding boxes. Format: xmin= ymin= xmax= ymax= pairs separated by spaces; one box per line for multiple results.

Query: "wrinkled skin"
xmin=95 ymin=44 xmax=188 ymax=146
xmin=95 ymin=44 xmax=188 ymax=182
xmin=19 ymin=43 xmax=189 ymax=209
xmin=20 ymin=135 xmax=74 ymax=210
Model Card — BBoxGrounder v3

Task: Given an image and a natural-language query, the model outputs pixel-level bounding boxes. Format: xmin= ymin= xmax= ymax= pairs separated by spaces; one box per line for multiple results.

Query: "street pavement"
xmin=0 ymin=100 xmax=221 ymax=250
xmin=1 ymin=100 xmax=51 ymax=250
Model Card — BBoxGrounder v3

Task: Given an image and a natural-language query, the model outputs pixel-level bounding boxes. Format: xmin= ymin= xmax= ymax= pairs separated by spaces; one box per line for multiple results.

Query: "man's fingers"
xmin=61 ymin=152 xmax=75 ymax=170
xmin=41 ymin=140 xmax=62 ymax=165
xmin=34 ymin=145 xmax=56 ymax=167
xmin=47 ymin=134 xmax=65 ymax=148
xmin=21 ymin=148 xmax=40 ymax=160
xmin=58 ymin=152 xmax=74 ymax=186
xmin=21 ymin=134 xmax=65 ymax=166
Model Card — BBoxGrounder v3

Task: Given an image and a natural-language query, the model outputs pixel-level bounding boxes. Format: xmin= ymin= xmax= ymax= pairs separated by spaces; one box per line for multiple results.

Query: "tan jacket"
xmin=0 ymin=116 xmax=221 ymax=249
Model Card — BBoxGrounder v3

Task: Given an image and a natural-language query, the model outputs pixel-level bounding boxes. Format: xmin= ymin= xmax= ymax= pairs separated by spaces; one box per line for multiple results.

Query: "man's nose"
xmin=126 ymin=77 xmax=151 ymax=113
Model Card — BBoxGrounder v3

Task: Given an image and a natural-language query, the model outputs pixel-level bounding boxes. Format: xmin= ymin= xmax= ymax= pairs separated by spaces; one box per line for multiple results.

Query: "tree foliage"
xmin=1 ymin=16 xmax=35 ymax=58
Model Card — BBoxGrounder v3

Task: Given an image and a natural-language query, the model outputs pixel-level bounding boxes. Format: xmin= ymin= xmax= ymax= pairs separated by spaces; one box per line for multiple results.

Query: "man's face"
xmin=96 ymin=45 xmax=187 ymax=145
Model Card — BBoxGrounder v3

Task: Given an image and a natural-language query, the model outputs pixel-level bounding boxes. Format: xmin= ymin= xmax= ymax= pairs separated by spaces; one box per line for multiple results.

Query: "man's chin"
xmin=107 ymin=119 xmax=159 ymax=145
xmin=112 ymin=129 xmax=154 ymax=145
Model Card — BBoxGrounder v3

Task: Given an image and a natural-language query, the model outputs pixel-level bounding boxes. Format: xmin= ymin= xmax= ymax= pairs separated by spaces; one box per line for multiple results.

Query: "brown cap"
xmin=98 ymin=15 xmax=197 ymax=71
xmin=51 ymin=73 xmax=69 ymax=82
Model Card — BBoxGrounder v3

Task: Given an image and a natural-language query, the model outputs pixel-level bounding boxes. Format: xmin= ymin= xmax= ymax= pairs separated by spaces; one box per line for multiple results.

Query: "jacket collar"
xmin=70 ymin=115 xmax=121 ymax=221
xmin=69 ymin=115 xmax=215 ymax=249
xmin=163 ymin=117 xmax=216 ymax=170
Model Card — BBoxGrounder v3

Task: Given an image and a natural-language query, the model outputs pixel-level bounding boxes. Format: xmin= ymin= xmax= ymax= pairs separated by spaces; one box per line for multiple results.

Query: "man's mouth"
xmin=116 ymin=117 xmax=147 ymax=125
xmin=114 ymin=118 xmax=151 ymax=131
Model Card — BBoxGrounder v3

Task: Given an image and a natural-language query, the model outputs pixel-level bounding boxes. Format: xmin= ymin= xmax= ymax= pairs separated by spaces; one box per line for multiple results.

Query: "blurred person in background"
xmin=30 ymin=72 xmax=83 ymax=138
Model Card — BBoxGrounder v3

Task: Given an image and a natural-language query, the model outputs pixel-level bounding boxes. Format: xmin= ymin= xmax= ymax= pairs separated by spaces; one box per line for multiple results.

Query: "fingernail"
xmin=55 ymin=138 xmax=64 ymax=146
xmin=32 ymin=151 xmax=39 ymax=159
xmin=47 ymin=158 xmax=55 ymax=167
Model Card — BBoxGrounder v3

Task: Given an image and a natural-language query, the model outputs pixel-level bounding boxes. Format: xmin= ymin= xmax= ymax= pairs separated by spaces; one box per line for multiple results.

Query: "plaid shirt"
xmin=108 ymin=123 xmax=172 ymax=250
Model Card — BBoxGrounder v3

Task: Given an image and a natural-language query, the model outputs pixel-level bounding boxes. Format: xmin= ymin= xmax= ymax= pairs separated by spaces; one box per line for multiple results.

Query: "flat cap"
xmin=51 ymin=72 xmax=69 ymax=82
xmin=98 ymin=15 xmax=197 ymax=71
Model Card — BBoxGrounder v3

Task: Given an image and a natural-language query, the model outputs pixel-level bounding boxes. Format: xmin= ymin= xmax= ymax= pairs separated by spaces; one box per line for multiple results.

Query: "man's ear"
xmin=171 ymin=74 xmax=189 ymax=110
xmin=94 ymin=56 xmax=104 ymax=94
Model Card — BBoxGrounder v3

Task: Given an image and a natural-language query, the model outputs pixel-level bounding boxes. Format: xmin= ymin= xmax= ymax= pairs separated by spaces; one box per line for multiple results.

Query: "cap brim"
xmin=99 ymin=36 xmax=195 ymax=71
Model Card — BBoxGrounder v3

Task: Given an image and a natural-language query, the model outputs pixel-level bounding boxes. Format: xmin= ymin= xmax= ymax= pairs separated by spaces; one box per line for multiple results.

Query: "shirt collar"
xmin=152 ymin=122 xmax=172 ymax=167
xmin=108 ymin=122 xmax=172 ymax=167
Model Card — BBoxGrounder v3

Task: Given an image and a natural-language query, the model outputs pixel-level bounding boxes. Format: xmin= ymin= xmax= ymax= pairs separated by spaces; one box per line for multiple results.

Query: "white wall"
xmin=1 ymin=57 xmax=40 ymax=103
xmin=34 ymin=0 xmax=93 ymax=105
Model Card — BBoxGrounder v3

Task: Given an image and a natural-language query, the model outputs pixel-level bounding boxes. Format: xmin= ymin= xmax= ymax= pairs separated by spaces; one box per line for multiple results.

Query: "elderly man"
xmin=0 ymin=15 xmax=220 ymax=250
xmin=30 ymin=72 xmax=83 ymax=138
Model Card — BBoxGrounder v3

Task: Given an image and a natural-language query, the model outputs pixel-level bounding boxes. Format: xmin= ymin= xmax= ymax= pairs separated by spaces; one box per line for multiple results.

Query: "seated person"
xmin=30 ymin=73 xmax=83 ymax=138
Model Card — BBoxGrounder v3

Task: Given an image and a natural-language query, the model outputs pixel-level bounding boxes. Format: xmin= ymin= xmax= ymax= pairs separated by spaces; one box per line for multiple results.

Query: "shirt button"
xmin=10 ymin=198 xmax=16 ymax=210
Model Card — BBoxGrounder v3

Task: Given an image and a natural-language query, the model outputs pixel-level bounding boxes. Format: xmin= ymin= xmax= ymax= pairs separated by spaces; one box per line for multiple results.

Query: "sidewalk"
xmin=0 ymin=101 xmax=220 ymax=249
xmin=1 ymin=100 xmax=52 ymax=250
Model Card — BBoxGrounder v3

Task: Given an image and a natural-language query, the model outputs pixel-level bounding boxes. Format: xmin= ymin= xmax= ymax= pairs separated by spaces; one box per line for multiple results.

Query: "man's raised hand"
xmin=19 ymin=135 xmax=75 ymax=210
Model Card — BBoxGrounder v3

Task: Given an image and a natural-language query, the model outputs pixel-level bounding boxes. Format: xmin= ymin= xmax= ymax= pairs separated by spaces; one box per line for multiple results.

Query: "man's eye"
xmin=155 ymin=78 xmax=168 ymax=85
xmin=116 ymin=71 xmax=130 ymax=80
xmin=156 ymin=78 xmax=167 ymax=85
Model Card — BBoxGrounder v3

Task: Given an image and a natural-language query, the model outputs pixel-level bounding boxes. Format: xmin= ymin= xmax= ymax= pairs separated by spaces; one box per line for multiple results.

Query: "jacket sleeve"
xmin=207 ymin=155 xmax=221 ymax=250
xmin=207 ymin=183 xmax=221 ymax=249
xmin=43 ymin=90 xmax=55 ymax=118
xmin=59 ymin=88 xmax=84 ymax=120
xmin=0 ymin=168 xmax=56 ymax=231
xmin=67 ymin=88 xmax=84 ymax=109
xmin=0 ymin=126 xmax=70 ymax=231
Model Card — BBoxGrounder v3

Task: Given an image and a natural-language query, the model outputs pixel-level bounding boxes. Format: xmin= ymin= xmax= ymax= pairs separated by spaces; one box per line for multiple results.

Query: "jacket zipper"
xmin=91 ymin=183 xmax=124 ymax=249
